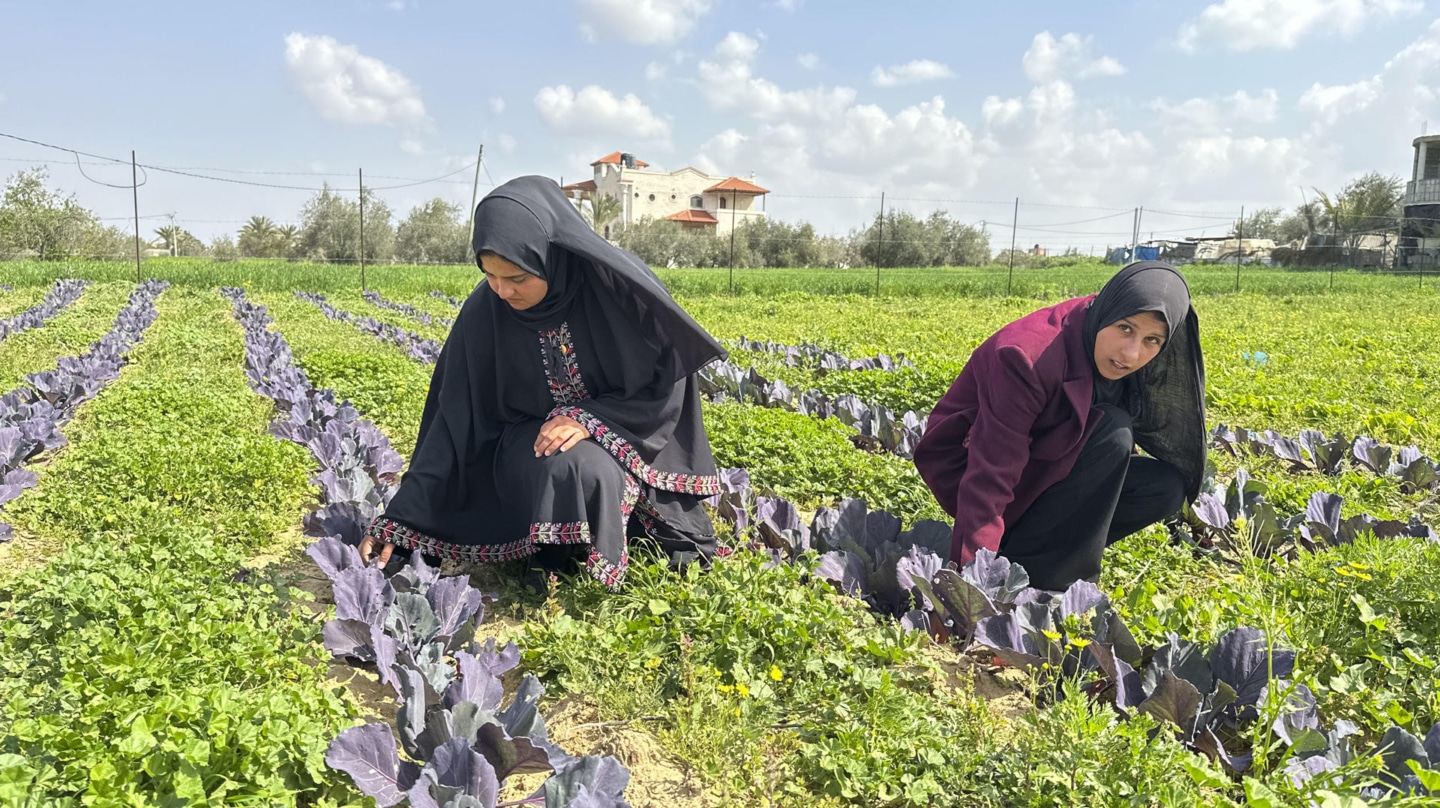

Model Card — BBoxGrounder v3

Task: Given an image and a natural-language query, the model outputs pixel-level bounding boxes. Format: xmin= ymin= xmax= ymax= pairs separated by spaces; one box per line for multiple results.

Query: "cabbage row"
xmin=0 ymin=280 xmax=166 ymax=541
xmin=364 ymin=290 xmax=455 ymax=328
xmin=727 ymin=336 xmax=915 ymax=373
xmin=706 ymin=469 xmax=1440 ymax=798
xmin=430 ymin=290 xmax=464 ymax=308
xmin=295 ymin=291 xmax=441 ymax=364
xmin=224 ymin=287 xmax=636 ymax=808
xmin=0 ymin=278 xmax=87 ymax=343
xmin=1212 ymin=424 xmax=1440 ymax=493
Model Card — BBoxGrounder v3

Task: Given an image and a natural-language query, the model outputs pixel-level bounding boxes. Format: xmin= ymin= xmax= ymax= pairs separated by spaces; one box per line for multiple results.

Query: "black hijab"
xmin=471 ymin=176 xmax=725 ymax=372
xmin=1083 ymin=261 xmax=1207 ymax=500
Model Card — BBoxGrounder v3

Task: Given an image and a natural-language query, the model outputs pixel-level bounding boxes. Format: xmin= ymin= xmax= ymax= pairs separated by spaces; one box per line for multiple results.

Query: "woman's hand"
xmin=535 ymin=415 xmax=591 ymax=457
xmin=360 ymin=535 xmax=396 ymax=567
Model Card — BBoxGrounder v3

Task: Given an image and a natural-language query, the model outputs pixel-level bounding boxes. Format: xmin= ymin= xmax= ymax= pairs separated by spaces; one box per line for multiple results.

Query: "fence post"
xmin=131 ymin=151 xmax=141 ymax=283
xmin=875 ymin=192 xmax=885 ymax=297
xmin=1007 ymin=197 xmax=1019 ymax=295
xmin=359 ymin=168 xmax=367 ymax=291
xmin=728 ymin=188 xmax=738 ymax=294
xmin=1235 ymin=206 xmax=1244 ymax=293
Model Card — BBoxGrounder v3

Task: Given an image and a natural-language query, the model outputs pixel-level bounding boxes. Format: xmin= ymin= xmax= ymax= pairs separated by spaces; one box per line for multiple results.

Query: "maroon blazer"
xmin=913 ymin=296 xmax=1103 ymax=565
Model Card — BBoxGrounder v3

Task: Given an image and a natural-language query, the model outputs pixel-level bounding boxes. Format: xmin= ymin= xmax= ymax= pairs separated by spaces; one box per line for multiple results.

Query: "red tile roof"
xmin=562 ymin=179 xmax=597 ymax=192
xmin=664 ymin=209 xmax=720 ymax=224
xmin=590 ymin=151 xmax=650 ymax=168
xmin=706 ymin=177 xmax=769 ymax=194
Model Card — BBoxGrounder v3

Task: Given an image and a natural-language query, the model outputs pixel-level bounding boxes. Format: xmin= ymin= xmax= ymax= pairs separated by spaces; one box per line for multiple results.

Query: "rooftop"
xmin=705 ymin=177 xmax=770 ymax=195
xmin=591 ymin=151 xmax=650 ymax=168
xmin=664 ymin=209 xmax=720 ymax=224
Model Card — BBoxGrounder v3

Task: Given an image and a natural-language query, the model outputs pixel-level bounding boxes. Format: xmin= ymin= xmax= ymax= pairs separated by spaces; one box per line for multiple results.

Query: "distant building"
xmin=562 ymin=152 xmax=769 ymax=239
xmin=1402 ymin=133 xmax=1440 ymax=266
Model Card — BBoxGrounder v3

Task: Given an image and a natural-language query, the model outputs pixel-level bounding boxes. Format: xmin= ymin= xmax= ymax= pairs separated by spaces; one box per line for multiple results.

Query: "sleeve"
xmin=949 ymin=345 xmax=1045 ymax=565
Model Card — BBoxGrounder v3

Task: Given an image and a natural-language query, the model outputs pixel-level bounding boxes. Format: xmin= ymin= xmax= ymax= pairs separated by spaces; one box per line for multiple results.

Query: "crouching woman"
xmin=361 ymin=176 xmax=727 ymax=589
xmin=914 ymin=262 xmax=1207 ymax=591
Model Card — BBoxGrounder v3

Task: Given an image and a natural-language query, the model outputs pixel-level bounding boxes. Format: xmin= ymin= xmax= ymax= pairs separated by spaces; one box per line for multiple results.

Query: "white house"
xmin=563 ymin=152 xmax=769 ymax=239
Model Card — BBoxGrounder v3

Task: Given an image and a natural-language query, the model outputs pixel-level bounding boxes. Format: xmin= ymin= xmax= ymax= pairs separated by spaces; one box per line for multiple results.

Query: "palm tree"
xmin=153 ymin=225 xmax=182 ymax=256
xmin=239 ymin=215 xmax=277 ymax=257
xmin=587 ymin=194 xmax=624 ymax=236
xmin=274 ymin=224 xmax=300 ymax=258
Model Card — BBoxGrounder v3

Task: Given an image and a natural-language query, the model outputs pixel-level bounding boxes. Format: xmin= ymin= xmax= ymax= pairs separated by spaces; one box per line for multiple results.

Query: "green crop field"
xmin=1 ymin=259 xmax=1438 ymax=807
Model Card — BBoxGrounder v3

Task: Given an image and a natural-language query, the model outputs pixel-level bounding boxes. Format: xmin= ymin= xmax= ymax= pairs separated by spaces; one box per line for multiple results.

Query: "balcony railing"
xmin=1405 ymin=178 xmax=1440 ymax=206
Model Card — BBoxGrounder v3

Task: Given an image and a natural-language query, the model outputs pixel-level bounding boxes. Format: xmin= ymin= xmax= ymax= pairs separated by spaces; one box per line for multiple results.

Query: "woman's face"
xmin=481 ymin=253 xmax=549 ymax=310
xmin=1093 ymin=311 xmax=1168 ymax=380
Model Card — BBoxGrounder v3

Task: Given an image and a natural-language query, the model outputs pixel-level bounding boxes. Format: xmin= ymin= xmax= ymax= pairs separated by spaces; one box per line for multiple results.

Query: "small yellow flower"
xmin=732 ymin=708 xmax=742 ymax=718
xmin=1068 ymin=637 xmax=1092 ymax=649
xmin=736 ymin=683 xmax=751 ymax=698
xmin=718 ymin=684 xmax=734 ymax=693
xmin=644 ymin=657 xmax=662 ymax=669
xmin=769 ymin=665 xmax=783 ymax=682
xmin=1041 ymin=629 xmax=1062 ymax=642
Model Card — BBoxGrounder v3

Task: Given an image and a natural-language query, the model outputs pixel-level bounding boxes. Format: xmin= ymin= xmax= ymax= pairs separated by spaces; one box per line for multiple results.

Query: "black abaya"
xmin=367 ymin=177 xmax=727 ymax=589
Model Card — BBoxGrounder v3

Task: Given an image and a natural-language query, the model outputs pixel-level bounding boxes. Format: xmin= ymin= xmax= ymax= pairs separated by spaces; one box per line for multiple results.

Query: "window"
xmin=719 ymin=197 xmax=727 ymax=209
xmin=690 ymin=195 xmax=703 ymax=208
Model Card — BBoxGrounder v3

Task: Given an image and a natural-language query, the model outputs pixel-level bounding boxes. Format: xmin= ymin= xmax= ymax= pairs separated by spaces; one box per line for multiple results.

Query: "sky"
xmin=2 ymin=0 xmax=1438 ymax=253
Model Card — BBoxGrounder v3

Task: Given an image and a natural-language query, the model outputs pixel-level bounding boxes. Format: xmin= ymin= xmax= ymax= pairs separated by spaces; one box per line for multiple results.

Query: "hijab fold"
xmin=1084 ymin=261 xmax=1207 ymax=499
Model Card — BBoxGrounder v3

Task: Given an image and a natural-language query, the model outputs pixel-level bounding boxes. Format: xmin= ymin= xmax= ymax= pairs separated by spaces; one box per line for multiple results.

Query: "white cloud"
xmin=698 ymin=33 xmax=856 ymax=121
xmin=283 ymin=33 xmax=430 ymax=131
xmin=489 ymin=96 xmax=506 ymax=114
xmin=1298 ymin=80 xmax=1383 ymax=125
xmin=1021 ymin=32 xmax=1125 ymax=84
xmin=498 ymin=134 xmax=518 ymax=153
xmin=534 ymin=84 xmax=672 ymax=142
xmin=772 ymin=0 xmax=803 ymax=10
xmin=645 ymin=61 xmax=668 ymax=81
xmin=1290 ymin=17 xmax=1440 ymax=178
xmin=1178 ymin=0 xmax=1422 ymax=52
xmin=691 ymin=32 xmax=981 ymax=204
xmin=870 ymin=59 xmax=955 ymax=87
xmin=575 ymin=0 xmax=713 ymax=45
xmin=796 ymin=52 xmax=820 ymax=70
xmin=1152 ymin=89 xmax=1280 ymax=131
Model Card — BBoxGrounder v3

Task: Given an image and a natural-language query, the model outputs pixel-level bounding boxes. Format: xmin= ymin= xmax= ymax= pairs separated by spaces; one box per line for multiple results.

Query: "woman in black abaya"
xmin=361 ymin=176 xmax=727 ymax=589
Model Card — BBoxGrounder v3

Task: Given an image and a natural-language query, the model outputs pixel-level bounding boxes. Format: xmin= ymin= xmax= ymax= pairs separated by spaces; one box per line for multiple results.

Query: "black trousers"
xmin=997 ymin=403 xmax=1186 ymax=592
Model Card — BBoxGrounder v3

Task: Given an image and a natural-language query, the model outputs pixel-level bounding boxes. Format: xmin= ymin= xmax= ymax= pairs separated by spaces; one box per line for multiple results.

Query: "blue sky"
xmin=2 ymin=0 xmax=1437 ymax=251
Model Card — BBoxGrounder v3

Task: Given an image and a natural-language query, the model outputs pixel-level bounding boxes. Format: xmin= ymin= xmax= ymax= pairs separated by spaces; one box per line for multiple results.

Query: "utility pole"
xmin=728 ymin=188 xmax=738 ymax=294
xmin=876 ymin=192 xmax=886 ymax=296
xmin=1007 ymin=197 xmax=1019 ymax=295
xmin=167 ymin=213 xmax=178 ymax=257
xmin=359 ymin=168 xmax=366 ymax=291
xmin=131 ymin=151 xmax=141 ymax=283
xmin=1235 ymin=206 xmax=1244 ymax=293
xmin=467 ymin=144 xmax=485 ymax=263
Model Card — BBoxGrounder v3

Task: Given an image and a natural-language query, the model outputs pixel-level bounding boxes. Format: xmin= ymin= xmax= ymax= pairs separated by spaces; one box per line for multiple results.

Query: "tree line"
xmin=1 ymin=166 xmax=1417 ymax=268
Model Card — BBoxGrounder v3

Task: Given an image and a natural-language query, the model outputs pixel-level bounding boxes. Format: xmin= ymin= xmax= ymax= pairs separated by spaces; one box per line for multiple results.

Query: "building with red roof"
xmin=562 ymin=151 xmax=769 ymax=239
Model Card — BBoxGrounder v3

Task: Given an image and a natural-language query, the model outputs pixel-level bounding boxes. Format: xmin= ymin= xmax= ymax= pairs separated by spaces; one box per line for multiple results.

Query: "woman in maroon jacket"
xmin=913 ymin=262 xmax=1205 ymax=591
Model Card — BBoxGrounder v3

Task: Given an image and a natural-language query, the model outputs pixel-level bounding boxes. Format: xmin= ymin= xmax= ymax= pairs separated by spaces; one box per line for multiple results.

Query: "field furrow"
xmin=0 ymin=282 xmax=137 ymax=393
xmin=0 ymin=288 xmax=357 ymax=803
